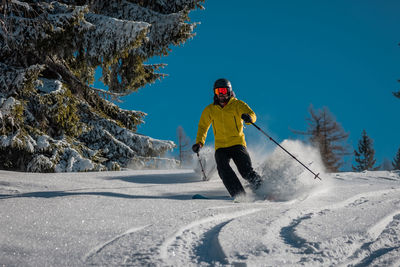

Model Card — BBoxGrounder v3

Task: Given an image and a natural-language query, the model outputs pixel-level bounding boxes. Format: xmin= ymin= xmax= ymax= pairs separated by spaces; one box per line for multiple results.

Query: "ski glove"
xmin=192 ymin=143 xmax=202 ymax=153
xmin=241 ymin=113 xmax=252 ymax=124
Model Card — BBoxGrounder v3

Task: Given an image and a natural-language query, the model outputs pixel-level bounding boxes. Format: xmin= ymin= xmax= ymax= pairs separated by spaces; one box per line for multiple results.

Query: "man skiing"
xmin=192 ymin=78 xmax=262 ymax=198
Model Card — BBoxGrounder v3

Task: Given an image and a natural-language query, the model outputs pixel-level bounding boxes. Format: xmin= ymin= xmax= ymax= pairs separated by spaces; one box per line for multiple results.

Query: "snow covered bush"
xmin=0 ymin=0 xmax=204 ymax=172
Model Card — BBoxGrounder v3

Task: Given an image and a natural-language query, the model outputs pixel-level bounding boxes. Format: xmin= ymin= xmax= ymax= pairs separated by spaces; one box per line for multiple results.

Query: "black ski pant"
xmin=215 ymin=145 xmax=261 ymax=197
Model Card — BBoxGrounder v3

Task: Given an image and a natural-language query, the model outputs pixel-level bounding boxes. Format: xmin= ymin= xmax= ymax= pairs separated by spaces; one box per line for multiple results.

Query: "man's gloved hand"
xmin=192 ymin=143 xmax=202 ymax=153
xmin=241 ymin=113 xmax=252 ymax=124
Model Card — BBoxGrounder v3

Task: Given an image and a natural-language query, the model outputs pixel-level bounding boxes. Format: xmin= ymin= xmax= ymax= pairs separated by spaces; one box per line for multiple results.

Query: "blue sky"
xmin=100 ymin=1 xmax=400 ymax=170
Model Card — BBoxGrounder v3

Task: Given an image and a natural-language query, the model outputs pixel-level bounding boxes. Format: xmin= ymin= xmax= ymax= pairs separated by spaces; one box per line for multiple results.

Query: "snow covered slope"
xmin=1 ymin=167 xmax=399 ymax=266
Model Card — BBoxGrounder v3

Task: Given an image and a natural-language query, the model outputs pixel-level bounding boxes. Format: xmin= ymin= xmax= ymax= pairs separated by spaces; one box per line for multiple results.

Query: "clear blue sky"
xmin=100 ymin=1 xmax=400 ymax=170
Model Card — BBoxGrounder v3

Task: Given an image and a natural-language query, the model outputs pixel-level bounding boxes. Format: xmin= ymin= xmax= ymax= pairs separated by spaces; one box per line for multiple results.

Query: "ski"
xmin=192 ymin=194 xmax=209 ymax=199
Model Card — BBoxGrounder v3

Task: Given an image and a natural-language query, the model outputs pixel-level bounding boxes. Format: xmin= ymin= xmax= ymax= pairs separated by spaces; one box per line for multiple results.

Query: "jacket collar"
xmin=214 ymin=97 xmax=236 ymax=108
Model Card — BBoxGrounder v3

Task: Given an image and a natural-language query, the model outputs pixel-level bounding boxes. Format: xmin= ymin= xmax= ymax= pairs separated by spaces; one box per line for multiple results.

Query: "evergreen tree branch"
xmin=0 ymin=0 xmax=202 ymax=172
xmin=393 ymin=147 xmax=400 ymax=170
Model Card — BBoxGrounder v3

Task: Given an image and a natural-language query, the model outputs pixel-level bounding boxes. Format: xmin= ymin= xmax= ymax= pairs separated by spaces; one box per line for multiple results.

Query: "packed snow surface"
xmin=1 ymin=141 xmax=400 ymax=266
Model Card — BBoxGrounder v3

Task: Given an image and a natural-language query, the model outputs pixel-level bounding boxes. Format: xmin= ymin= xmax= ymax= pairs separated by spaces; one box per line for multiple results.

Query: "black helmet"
xmin=213 ymin=78 xmax=233 ymax=104
xmin=213 ymin=78 xmax=232 ymax=90
xmin=213 ymin=78 xmax=232 ymax=96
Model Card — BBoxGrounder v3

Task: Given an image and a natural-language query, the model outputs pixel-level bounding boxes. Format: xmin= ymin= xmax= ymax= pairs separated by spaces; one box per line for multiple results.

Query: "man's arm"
xmin=195 ymin=106 xmax=212 ymax=146
xmin=238 ymin=101 xmax=256 ymax=124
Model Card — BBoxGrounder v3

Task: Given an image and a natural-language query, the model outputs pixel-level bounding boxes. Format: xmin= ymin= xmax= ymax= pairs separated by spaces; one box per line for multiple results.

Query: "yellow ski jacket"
xmin=195 ymin=97 xmax=256 ymax=150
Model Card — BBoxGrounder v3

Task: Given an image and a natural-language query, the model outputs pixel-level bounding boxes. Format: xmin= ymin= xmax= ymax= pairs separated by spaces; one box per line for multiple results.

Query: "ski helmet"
xmin=213 ymin=78 xmax=232 ymax=96
xmin=214 ymin=78 xmax=232 ymax=90
xmin=213 ymin=78 xmax=233 ymax=105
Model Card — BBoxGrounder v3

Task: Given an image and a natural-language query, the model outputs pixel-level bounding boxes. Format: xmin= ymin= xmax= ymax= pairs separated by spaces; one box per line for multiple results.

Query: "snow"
xmin=54 ymin=148 xmax=95 ymax=173
xmin=1 ymin=141 xmax=400 ymax=266
xmin=1 ymin=0 xmax=197 ymax=172
xmin=83 ymin=13 xmax=150 ymax=62
xmin=35 ymin=78 xmax=63 ymax=94
xmin=0 ymin=89 xmax=175 ymax=172
xmin=0 ymin=63 xmax=44 ymax=95
xmin=35 ymin=135 xmax=50 ymax=150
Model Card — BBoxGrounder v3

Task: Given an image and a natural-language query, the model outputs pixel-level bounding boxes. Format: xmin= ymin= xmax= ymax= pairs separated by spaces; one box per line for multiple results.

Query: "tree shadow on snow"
xmin=104 ymin=171 xmax=201 ymax=184
xmin=0 ymin=172 xmax=231 ymax=200
xmin=0 ymin=189 xmax=229 ymax=201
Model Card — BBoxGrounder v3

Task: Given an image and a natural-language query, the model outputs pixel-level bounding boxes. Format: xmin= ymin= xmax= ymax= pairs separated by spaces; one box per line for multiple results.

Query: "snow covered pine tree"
xmin=352 ymin=129 xmax=380 ymax=171
xmin=0 ymin=0 xmax=204 ymax=172
xmin=393 ymin=147 xmax=400 ymax=170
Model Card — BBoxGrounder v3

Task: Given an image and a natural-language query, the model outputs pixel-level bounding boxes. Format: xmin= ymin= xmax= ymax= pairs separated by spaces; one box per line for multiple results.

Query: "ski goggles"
xmin=214 ymin=87 xmax=229 ymax=95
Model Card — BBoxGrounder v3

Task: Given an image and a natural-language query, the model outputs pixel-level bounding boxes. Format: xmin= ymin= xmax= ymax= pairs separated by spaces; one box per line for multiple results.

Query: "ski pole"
xmin=196 ymin=152 xmax=208 ymax=181
xmin=251 ymin=122 xmax=322 ymax=180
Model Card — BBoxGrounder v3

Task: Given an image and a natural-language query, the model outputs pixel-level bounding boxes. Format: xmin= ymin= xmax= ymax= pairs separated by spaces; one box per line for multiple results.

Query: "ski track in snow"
xmin=84 ymin=224 xmax=150 ymax=263
xmin=157 ymin=192 xmax=314 ymax=266
xmin=202 ymin=184 xmax=400 ymax=266
xmin=159 ymin=208 xmax=263 ymax=266
xmin=274 ymin=187 xmax=400 ymax=266
xmin=156 ymin=189 xmax=315 ymax=265
xmin=351 ymin=212 xmax=400 ymax=267
xmin=1 ymin=170 xmax=400 ymax=266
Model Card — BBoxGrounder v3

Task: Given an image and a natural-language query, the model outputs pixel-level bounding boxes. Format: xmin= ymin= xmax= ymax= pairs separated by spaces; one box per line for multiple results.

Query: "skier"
xmin=192 ymin=78 xmax=262 ymax=197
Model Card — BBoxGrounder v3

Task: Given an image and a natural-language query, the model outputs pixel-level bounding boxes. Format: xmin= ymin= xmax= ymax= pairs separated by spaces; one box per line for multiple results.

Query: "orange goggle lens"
xmin=215 ymin=87 xmax=229 ymax=95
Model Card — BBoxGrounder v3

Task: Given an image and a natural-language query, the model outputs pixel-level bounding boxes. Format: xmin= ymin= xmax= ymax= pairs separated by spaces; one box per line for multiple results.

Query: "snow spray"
xmin=192 ymin=146 xmax=218 ymax=179
xmin=254 ymin=139 xmax=327 ymax=201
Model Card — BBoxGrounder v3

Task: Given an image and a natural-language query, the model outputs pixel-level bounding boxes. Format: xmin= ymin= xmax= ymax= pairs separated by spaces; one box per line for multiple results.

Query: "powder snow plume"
xmin=253 ymin=139 xmax=328 ymax=201
xmin=192 ymin=146 xmax=218 ymax=179
xmin=192 ymin=140 xmax=329 ymax=202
